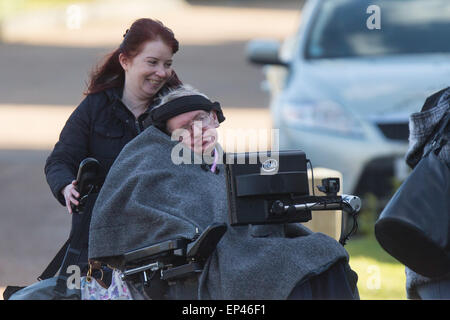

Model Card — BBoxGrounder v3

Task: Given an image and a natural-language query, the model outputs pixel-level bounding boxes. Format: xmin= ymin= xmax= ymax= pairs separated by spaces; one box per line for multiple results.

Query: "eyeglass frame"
xmin=179 ymin=110 xmax=218 ymax=134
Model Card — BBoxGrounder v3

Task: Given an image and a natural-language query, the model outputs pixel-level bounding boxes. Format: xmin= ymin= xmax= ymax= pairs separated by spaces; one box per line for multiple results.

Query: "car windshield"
xmin=305 ymin=0 xmax=450 ymax=59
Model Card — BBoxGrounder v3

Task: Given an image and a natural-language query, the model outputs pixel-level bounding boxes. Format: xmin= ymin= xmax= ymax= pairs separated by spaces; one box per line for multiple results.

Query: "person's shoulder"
xmin=438 ymin=87 xmax=450 ymax=105
xmin=129 ymin=126 xmax=169 ymax=151
xmin=429 ymin=87 xmax=450 ymax=103
xmin=76 ymin=87 xmax=120 ymax=114
xmin=84 ymin=88 xmax=116 ymax=107
xmin=115 ymin=126 xmax=173 ymax=166
xmin=422 ymin=87 xmax=450 ymax=111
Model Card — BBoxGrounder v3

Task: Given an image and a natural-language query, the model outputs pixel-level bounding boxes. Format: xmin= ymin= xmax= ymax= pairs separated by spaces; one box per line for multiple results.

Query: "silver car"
xmin=247 ymin=0 xmax=450 ymax=199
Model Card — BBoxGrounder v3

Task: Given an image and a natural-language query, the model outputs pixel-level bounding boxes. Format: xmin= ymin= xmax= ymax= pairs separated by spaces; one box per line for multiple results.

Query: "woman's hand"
xmin=62 ymin=180 xmax=80 ymax=214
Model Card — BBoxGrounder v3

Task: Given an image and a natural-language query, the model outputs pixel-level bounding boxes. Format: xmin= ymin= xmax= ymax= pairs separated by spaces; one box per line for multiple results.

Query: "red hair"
xmin=85 ymin=18 xmax=182 ymax=95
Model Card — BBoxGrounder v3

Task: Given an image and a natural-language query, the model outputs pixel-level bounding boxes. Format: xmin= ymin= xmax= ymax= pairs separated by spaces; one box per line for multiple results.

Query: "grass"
xmin=346 ymin=232 xmax=407 ymax=300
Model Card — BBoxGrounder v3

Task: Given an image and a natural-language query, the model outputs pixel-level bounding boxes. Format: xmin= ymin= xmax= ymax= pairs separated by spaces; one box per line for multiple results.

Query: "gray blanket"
xmin=89 ymin=126 xmax=350 ymax=299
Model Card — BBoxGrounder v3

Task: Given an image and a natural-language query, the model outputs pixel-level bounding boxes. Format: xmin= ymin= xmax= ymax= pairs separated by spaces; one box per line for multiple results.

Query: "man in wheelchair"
xmin=88 ymin=85 xmax=359 ymax=300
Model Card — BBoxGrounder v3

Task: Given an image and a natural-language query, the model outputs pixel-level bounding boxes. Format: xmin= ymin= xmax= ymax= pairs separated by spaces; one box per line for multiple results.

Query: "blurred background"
xmin=1 ymin=0 xmax=449 ymax=300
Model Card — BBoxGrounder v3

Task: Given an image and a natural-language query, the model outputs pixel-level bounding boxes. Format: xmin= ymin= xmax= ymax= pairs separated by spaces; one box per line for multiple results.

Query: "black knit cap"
xmin=150 ymin=95 xmax=226 ymax=129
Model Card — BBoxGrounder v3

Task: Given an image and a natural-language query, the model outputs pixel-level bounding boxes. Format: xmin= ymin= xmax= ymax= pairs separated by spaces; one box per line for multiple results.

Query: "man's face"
xmin=166 ymin=109 xmax=219 ymax=154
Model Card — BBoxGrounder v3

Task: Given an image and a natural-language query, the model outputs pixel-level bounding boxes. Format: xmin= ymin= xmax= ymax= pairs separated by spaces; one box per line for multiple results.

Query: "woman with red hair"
xmin=44 ymin=19 xmax=182 ymax=277
xmin=46 ymin=18 xmax=182 ymax=213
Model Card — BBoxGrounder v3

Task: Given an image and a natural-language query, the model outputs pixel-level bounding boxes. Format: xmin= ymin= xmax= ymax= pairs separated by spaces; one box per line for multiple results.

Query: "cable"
xmin=339 ymin=204 xmax=360 ymax=246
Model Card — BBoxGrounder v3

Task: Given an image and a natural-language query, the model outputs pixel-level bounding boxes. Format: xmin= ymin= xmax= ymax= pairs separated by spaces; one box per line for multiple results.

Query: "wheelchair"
xmin=75 ymin=152 xmax=361 ymax=300
xmin=119 ymin=223 xmax=228 ymax=300
xmin=117 ymin=200 xmax=360 ymax=300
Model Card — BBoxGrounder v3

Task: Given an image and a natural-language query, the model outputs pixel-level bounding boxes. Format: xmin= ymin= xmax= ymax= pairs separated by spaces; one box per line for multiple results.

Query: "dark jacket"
xmin=45 ymin=86 xmax=157 ymax=206
xmin=404 ymin=87 xmax=450 ymax=299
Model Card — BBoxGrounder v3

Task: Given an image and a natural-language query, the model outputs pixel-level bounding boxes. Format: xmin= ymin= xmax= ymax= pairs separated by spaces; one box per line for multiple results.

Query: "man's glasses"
xmin=180 ymin=111 xmax=217 ymax=133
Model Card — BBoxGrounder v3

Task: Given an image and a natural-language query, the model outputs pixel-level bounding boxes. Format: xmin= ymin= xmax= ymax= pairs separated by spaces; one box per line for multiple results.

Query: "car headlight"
xmin=281 ymin=100 xmax=365 ymax=138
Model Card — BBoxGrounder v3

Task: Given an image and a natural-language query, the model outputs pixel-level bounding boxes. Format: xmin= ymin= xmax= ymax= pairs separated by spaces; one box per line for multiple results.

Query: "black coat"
xmin=45 ymin=86 xmax=155 ymax=206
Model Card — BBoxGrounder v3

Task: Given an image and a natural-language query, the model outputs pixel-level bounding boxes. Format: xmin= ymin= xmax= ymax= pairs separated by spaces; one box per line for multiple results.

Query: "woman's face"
xmin=167 ymin=110 xmax=220 ymax=154
xmin=120 ymin=39 xmax=174 ymax=100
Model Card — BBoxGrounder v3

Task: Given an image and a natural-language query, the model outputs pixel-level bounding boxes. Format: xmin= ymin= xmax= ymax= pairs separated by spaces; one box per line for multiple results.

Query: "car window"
xmin=305 ymin=0 xmax=450 ymax=59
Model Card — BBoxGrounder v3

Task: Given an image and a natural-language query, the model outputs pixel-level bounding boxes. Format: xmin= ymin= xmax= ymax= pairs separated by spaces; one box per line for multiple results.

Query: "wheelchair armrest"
xmin=187 ymin=223 xmax=227 ymax=260
xmin=123 ymin=223 xmax=227 ymax=265
xmin=161 ymin=261 xmax=203 ymax=281
xmin=121 ymin=223 xmax=227 ymax=282
xmin=123 ymin=238 xmax=190 ymax=265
